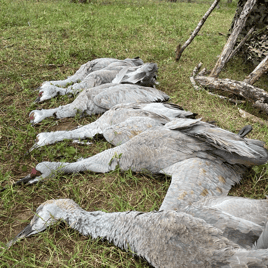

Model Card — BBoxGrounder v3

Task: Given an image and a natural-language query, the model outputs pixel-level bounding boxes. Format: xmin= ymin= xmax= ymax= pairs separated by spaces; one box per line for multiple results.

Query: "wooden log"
xmin=209 ymin=0 xmax=257 ymax=77
xmin=175 ymin=0 xmax=220 ymax=62
xmin=243 ymin=55 xmax=268 ymax=85
xmin=194 ymin=75 xmax=268 ymax=113
xmin=190 ymin=63 xmax=245 ymax=104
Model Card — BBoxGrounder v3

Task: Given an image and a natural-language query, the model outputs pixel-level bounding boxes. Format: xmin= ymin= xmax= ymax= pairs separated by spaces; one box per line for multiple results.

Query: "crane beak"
xmin=6 ymin=224 xmax=34 ymax=248
xmin=34 ymin=96 xmax=41 ymax=103
xmin=0 ymin=174 xmax=32 ymax=192
xmin=1 ymin=168 xmax=42 ymax=192
xmin=14 ymin=168 xmax=42 ymax=187
xmin=13 ymin=174 xmax=33 ymax=186
xmin=34 ymin=91 xmax=43 ymax=103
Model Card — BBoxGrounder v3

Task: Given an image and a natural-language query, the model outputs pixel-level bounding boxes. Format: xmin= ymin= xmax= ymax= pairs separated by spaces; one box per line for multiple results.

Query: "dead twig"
xmin=190 ymin=62 xmax=203 ymax=90
xmin=207 ymin=92 xmax=245 ymax=104
xmin=243 ymin=54 xmax=268 ymax=85
xmin=175 ymin=0 xmax=220 ymax=62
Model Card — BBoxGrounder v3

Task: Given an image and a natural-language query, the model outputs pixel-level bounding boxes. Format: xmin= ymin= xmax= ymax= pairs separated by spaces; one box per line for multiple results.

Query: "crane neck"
xmin=52 ymin=201 xmax=147 ymax=253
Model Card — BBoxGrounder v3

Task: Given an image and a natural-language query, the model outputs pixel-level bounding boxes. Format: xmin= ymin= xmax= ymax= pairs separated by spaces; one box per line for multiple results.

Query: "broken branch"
xmin=243 ymin=55 xmax=268 ymax=85
xmin=194 ymin=75 xmax=268 ymax=113
xmin=194 ymin=75 xmax=268 ymax=102
xmin=190 ymin=63 xmax=245 ymax=104
xmin=175 ymin=0 xmax=220 ymax=62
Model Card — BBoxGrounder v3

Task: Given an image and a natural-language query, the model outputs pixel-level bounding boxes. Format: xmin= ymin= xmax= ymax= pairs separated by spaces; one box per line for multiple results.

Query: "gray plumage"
xmin=165 ymin=118 xmax=267 ymax=165
xmin=30 ymin=102 xmax=196 ymax=151
xmin=190 ymin=195 xmax=268 ymax=250
xmin=7 ymin=199 xmax=268 ymax=267
xmin=7 ymin=118 xmax=268 ymax=267
xmin=181 ymin=199 xmax=264 ymax=249
xmin=193 ymin=196 xmax=268 ymax=227
xmin=15 ymin=121 xmax=268 ymax=209
xmin=255 ymin=221 xmax=268 ymax=249
xmin=159 ymin=158 xmax=244 ymax=211
xmin=112 ymin=62 xmax=158 ymax=86
xmin=36 ymin=57 xmax=145 ymax=102
xmin=29 ymin=83 xmax=168 ymax=125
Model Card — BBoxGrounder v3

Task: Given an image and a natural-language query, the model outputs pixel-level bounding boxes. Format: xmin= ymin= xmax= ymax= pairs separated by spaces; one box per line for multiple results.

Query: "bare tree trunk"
xmin=209 ymin=0 xmax=257 ymax=77
xmin=243 ymin=55 xmax=268 ymax=85
xmin=175 ymin=0 xmax=220 ymax=62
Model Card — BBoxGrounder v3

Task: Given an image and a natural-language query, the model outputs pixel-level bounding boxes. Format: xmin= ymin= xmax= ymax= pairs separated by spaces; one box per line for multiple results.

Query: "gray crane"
xmin=29 ymin=102 xmax=197 ymax=151
xmin=6 ymin=119 xmax=268 ymax=266
xmin=11 ymin=119 xmax=268 ymax=202
xmin=29 ymin=82 xmax=167 ymax=125
xmin=6 ymin=196 xmax=268 ymax=267
xmin=35 ymin=57 xmax=147 ymax=102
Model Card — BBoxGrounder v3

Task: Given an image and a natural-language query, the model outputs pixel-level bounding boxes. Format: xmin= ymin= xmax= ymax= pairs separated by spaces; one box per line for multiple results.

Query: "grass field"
xmin=1 ymin=0 xmax=268 ymax=267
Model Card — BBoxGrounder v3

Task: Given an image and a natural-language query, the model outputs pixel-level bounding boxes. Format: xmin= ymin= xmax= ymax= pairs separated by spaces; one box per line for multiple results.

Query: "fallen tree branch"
xmin=175 ymin=0 xmax=220 ymax=62
xmin=226 ymin=26 xmax=255 ymax=63
xmin=190 ymin=63 xmax=245 ymax=104
xmin=194 ymin=75 xmax=268 ymax=113
xmin=238 ymin=108 xmax=268 ymax=127
xmin=209 ymin=0 xmax=257 ymax=77
xmin=194 ymin=75 xmax=268 ymax=102
xmin=190 ymin=76 xmax=245 ymax=103
xmin=243 ymin=54 xmax=268 ymax=85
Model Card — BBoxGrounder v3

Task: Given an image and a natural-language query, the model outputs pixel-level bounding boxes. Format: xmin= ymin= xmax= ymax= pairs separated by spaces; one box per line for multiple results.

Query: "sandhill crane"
xmin=10 ymin=119 xmax=268 ymax=203
xmin=6 ymin=119 xmax=268 ymax=266
xmin=30 ymin=82 xmax=167 ymax=125
xmin=7 ymin=197 xmax=268 ymax=267
xmin=36 ymin=57 xmax=147 ymax=102
xmin=29 ymin=102 xmax=197 ymax=151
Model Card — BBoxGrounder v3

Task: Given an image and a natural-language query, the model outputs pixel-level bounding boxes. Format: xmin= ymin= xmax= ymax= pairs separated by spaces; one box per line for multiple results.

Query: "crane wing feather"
xmin=194 ymin=196 xmax=268 ymax=227
xmin=159 ymin=158 xmax=243 ymax=211
xmin=93 ymin=85 xmax=169 ymax=110
xmin=166 ymin=118 xmax=268 ymax=159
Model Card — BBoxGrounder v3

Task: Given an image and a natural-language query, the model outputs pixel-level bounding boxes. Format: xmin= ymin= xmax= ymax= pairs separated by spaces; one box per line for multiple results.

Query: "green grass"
xmin=0 ymin=0 xmax=268 ymax=266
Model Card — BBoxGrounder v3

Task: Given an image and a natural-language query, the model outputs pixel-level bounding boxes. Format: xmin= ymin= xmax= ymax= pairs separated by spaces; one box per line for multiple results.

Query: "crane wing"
xmin=111 ymin=66 xmax=130 ymax=84
xmin=93 ymin=84 xmax=169 ymax=110
xmin=159 ymin=158 xmax=243 ymax=211
xmin=165 ymin=118 xmax=268 ymax=160
xmin=194 ymin=196 xmax=268 ymax=227
xmin=182 ymin=204 xmax=262 ymax=248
